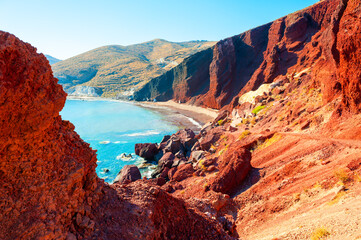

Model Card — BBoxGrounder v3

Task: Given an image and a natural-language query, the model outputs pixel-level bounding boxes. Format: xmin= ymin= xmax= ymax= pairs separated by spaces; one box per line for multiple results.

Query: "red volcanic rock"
xmin=175 ymin=128 xmax=196 ymax=139
xmin=0 ymin=31 xmax=100 ymax=239
xmin=200 ymin=127 xmax=224 ymax=151
xmin=174 ymin=128 xmax=198 ymax=151
xmin=168 ymin=167 xmax=178 ymax=180
xmin=213 ymin=110 xmax=230 ymax=125
xmin=337 ymin=0 xmax=361 ymax=113
xmin=134 ymin=0 xmax=361 ymax=117
xmin=190 ymin=150 xmax=205 ymax=162
xmin=113 ymin=165 xmax=141 ymax=184
xmin=158 ymin=152 xmax=175 ymax=170
xmin=164 ymin=136 xmax=185 ymax=154
xmin=172 ymin=164 xmax=195 ymax=182
xmin=0 ymin=31 xmax=232 ymax=239
xmin=210 ymin=144 xmax=252 ymax=194
xmin=94 ymin=181 xmax=231 ymax=239
xmin=134 ymin=143 xmax=159 ymax=160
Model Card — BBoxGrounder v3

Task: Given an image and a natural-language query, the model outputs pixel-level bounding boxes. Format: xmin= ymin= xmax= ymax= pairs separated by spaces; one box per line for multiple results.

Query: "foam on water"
xmin=60 ymin=99 xmax=179 ymax=183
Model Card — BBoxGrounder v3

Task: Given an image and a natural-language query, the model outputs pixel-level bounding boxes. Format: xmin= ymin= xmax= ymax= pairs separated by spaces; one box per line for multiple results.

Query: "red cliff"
xmin=0 ymin=31 xmax=231 ymax=239
xmin=134 ymin=0 xmax=361 ymax=115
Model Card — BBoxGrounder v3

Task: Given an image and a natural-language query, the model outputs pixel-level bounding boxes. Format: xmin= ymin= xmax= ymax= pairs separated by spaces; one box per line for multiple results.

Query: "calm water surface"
xmin=60 ymin=99 xmax=179 ymax=182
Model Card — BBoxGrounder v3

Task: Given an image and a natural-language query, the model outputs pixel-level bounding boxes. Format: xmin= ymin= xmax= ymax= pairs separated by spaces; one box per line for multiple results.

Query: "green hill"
xmin=45 ymin=55 xmax=61 ymax=65
xmin=52 ymin=39 xmax=215 ymax=98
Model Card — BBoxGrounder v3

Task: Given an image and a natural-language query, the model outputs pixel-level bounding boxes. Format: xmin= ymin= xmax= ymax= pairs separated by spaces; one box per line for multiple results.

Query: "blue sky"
xmin=0 ymin=0 xmax=318 ymax=60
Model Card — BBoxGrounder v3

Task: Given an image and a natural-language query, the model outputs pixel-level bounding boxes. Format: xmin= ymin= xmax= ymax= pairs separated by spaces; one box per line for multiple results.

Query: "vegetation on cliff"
xmin=52 ymin=39 xmax=214 ymax=97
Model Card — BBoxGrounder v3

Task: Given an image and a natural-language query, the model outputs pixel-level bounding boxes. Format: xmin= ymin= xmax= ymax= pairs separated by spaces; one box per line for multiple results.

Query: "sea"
xmin=60 ymin=99 xmax=180 ymax=183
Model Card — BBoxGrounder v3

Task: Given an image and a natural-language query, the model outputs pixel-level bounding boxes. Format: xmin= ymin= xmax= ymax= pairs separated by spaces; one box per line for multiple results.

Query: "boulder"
xmin=210 ymin=144 xmax=251 ymax=194
xmin=212 ymin=110 xmax=229 ymax=125
xmin=175 ymin=128 xmax=195 ymax=140
xmin=190 ymin=150 xmax=205 ymax=162
xmin=113 ymin=165 xmax=141 ymax=184
xmin=168 ymin=167 xmax=178 ymax=180
xmin=160 ymin=167 xmax=170 ymax=179
xmin=199 ymin=127 xmax=224 ymax=151
xmin=158 ymin=152 xmax=176 ymax=170
xmin=156 ymin=177 xmax=167 ymax=186
xmin=160 ymin=135 xmax=171 ymax=143
xmin=172 ymin=164 xmax=195 ymax=182
xmin=135 ymin=143 xmax=159 ymax=161
xmin=200 ymin=122 xmax=213 ymax=136
xmin=191 ymin=141 xmax=201 ymax=151
xmin=164 ymin=136 xmax=185 ymax=154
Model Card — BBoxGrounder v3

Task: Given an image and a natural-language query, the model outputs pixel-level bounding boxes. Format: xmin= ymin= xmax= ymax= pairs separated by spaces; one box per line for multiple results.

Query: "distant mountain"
xmin=51 ymin=39 xmax=215 ymax=98
xmin=45 ymin=55 xmax=61 ymax=65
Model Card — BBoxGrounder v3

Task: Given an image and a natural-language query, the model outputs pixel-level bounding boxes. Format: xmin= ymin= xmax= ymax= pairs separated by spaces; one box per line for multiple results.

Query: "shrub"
xmin=238 ymin=130 xmax=251 ymax=140
xmin=328 ymin=191 xmax=346 ymax=205
xmin=334 ymin=169 xmax=350 ymax=184
xmin=310 ymin=227 xmax=330 ymax=240
xmin=242 ymin=118 xmax=249 ymax=124
xmin=256 ymin=133 xmax=282 ymax=151
xmin=252 ymin=105 xmax=266 ymax=115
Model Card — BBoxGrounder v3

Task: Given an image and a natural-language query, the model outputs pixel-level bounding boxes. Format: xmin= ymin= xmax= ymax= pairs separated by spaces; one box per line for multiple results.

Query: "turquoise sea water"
xmin=60 ymin=99 xmax=179 ymax=183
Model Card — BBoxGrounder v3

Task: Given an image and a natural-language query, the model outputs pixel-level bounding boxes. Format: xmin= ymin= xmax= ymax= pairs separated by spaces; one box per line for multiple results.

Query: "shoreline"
xmin=66 ymin=96 xmax=217 ymax=132
xmin=135 ymin=100 xmax=218 ymax=127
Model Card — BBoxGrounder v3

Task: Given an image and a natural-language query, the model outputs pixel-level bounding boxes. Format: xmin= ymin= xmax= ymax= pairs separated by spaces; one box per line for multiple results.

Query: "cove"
xmin=60 ymin=99 xmax=179 ymax=183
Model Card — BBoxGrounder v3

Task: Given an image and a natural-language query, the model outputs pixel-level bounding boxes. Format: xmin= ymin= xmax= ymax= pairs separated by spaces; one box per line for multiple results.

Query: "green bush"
xmin=252 ymin=105 xmax=266 ymax=115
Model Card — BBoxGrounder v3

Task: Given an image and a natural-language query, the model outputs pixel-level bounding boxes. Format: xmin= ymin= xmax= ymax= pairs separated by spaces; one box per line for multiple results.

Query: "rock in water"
xmin=113 ymin=165 xmax=141 ymax=184
xmin=134 ymin=143 xmax=159 ymax=160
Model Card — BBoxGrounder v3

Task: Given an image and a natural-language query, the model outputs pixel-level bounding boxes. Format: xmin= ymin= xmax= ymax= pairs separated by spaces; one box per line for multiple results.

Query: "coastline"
xmin=135 ymin=100 xmax=218 ymax=125
xmin=134 ymin=100 xmax=218 ymax=132
xmin=66 ymin=96 xmax=217 ymax=132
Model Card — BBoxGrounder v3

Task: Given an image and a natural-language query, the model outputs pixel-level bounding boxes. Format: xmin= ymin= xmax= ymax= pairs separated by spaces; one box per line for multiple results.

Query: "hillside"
xmin=134 ymin=0 xmax=357 ymax=111
xmin=52 ymin=39 xmax=215 ymax=97
xmin=1 ymin=0 xmax=361 ymax=239
xmin=44 ymin=54 xmax=61 ymax=65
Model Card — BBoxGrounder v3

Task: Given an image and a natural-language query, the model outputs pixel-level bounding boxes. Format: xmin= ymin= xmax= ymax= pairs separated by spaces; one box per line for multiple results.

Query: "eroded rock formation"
xmin=134 ymin=0 xmax=361 ymax=115
xmin=0 ymin=31 xmax=231 ymax=239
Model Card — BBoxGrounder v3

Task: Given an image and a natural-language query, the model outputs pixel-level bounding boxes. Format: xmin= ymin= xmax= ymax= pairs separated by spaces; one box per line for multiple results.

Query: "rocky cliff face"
xmin=0 ymin=31 xmax=231 ymax=239
xmin=133 ymin=47 xmax=214 ymax=102
xmin=134 ymin=0 xmax=361 ymax=114
xmin=0 ymin=31 xmax=100 ymax=239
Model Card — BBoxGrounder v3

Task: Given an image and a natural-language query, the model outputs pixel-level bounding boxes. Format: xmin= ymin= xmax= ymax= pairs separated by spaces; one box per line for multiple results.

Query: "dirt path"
xmin=280 ymin=132 xmax=361 ymax=148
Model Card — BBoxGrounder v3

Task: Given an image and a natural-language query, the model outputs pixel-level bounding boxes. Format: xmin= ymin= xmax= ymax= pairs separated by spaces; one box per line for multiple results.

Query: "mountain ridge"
xmin=45 ymin=54 xmax=61 ymax=65
xmin=52 ymin=39 xmax=215 ymax=97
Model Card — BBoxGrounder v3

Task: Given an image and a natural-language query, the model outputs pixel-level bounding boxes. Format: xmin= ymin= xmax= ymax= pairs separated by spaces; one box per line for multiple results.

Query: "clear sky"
xmin=0 ymin=0 xmax=318 ymax=60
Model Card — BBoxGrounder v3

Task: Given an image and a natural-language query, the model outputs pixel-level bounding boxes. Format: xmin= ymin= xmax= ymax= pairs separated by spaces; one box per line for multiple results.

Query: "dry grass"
xmin=256 ymin=133 xmax=282 ymax=151
xmin=334 ymin=169 xmax=350 ymax=185
xmin=238 ymin=130 xmax=251 ymax=140
xmin=328 ymin=191 xmax=346 ymax=205
xmin=310 ymin=227 xmax=330 ymax=240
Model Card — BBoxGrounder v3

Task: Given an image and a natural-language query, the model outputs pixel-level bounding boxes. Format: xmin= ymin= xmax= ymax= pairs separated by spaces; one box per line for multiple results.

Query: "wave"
xmin=122 ymin=130 xmax=161 ymax=137
xmin=116 ymin=153 xmax=134 ymax=161
xmin=184 ymin=116 xmax=202 ymax=128
xmin=99 ymin=140 xmax=110 ymax=144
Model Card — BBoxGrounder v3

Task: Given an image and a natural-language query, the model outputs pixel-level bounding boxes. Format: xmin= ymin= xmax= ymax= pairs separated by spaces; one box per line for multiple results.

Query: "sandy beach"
xmin=135 ymin=100 xmax=218 ymax=130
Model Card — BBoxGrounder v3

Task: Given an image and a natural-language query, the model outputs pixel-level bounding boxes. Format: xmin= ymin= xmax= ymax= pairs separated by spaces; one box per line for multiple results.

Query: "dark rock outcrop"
xmin=133 ymin=48 xmax=214 ymax=101
xmin=135 ymin=143 xmax=159 ymax=161
xmin=113 ymin=165 xmax=141 ymax=184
